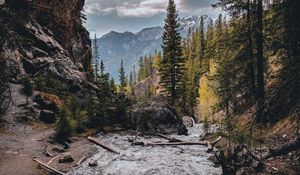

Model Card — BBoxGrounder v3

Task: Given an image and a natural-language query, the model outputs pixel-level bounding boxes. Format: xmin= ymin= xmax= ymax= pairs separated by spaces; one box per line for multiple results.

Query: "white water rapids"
xmin=69 ymin=124 xmax=222 ymax=175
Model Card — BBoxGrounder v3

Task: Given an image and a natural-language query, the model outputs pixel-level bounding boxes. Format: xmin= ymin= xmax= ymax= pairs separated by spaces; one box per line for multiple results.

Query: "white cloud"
xmin=84 ymin=0 xmax=219 ymax=18
xmin=117 ymin=0 xmax=167 ymax=17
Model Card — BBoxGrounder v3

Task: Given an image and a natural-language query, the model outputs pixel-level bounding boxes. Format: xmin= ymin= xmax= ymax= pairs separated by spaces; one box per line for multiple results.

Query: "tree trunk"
xmin=255 ymin=0 xmax=266 ymax=123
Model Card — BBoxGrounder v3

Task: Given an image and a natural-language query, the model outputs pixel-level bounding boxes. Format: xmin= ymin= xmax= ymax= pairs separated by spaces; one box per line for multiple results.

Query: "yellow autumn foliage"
xmin=197 ymin=59 xmax=219 ymax=122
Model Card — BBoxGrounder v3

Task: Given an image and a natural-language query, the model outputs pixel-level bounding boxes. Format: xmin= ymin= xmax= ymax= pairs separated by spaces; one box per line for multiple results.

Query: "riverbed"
xmin=69 ymin=124 xmax=222 ymax=175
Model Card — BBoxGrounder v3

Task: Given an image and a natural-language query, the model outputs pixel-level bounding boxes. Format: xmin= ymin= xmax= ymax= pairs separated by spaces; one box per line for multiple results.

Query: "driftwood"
xmin=147 ymin=141 xmax=208 ymax=146
xmin=264 ymin=137 xmax=300 ymax=159
xmin=33 ymin=158 xmax=65 ymax=175
xmin=156 ymin=133 xmax=183 ymax=142
xmin=207 ymin=136 xmax=222 ymax=152
xmin=87 ymin=136 xmax=120 ymax=154
xmin=145 ymin=136 xmax=222 ymax=148
xmin=75 ymin=156 xmax=86 ymax=167
xmin=47 ymin=155 xmax=61 ymax=165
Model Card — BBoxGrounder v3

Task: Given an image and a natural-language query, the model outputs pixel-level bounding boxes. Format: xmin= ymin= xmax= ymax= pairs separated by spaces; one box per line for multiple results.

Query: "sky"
xmin=84 ymin=0 xmax=222 ymax=37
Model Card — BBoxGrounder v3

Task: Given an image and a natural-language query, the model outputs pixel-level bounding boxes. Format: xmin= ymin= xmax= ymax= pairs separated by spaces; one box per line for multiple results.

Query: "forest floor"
xmin=0 ymin=84 xmax=97 ymax=175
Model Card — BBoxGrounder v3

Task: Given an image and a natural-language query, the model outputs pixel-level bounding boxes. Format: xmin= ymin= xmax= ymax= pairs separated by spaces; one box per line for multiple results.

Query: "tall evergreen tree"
xmin=160 ymin=0 xmax=185 ymax=105
xmin=119 ymin=60 xmax=127 ymax=92
xmin=255 ymin=0 xmax=266 ymax=122
xmin=92 ymin=34 xmax=100 ymax=81
xmin=199 ymin=16 xmax=206 ymax=61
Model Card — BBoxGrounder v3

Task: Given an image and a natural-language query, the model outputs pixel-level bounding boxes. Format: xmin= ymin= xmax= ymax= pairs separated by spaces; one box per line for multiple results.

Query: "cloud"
xmin=84 ymin=0 xmax=222 ymax=36
xmin=85 ymin=0 xmax=167 ymax=17
xmin=117 ymin=0 xmax=167 ymax=17
xmin=84 ymin=0 xmax=219 ymax=18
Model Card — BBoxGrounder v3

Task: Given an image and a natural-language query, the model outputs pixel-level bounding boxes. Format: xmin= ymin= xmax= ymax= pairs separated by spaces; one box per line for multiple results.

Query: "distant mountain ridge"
xmin=97 ymin=16 xmax=208 ymax=80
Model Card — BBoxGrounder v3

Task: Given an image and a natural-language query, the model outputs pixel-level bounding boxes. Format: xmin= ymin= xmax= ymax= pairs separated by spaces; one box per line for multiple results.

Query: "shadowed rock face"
xmin=0 ymin=0 xmax=91 ymax=84
xmin=130 ymin=101 xmax=188 ymax=135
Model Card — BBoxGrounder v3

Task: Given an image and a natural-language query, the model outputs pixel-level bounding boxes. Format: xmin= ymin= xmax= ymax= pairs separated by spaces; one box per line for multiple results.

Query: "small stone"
xmin=131 ymin=142 xmax=144 ymax=146
xmin=88 ymin=161 xmax=98 ymax=167
xmin=58 ymin=153 xmax=74 ymax=163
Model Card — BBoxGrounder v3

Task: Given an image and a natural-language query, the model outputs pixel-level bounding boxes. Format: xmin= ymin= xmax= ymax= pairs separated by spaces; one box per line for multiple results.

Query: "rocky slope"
xmin=0 ymin=0 xmax=92 ymax=87
xmin=98 ymin=16 xmax=208 ymax=80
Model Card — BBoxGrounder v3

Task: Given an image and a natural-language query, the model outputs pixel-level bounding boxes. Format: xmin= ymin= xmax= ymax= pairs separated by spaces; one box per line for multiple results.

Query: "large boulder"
xmin=130 ymin=101 xmax=188 ymax=135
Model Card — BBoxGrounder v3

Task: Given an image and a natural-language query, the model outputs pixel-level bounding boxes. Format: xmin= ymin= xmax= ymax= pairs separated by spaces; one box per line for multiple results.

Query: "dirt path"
xmin=0 ymin=84 xmax=53 ymax=175
xmin=0 ymin=84 xmax=96 ymax=175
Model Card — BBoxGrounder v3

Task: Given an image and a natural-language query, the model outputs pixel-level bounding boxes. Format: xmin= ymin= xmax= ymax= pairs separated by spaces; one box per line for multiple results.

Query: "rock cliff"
xmin=0 ymin=0 xmax=92 ymax=86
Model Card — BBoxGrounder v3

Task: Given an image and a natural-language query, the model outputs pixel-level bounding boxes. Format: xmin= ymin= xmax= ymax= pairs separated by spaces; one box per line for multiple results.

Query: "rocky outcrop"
xmin=0 ymin=0 xmax=92 ymax=85
xmin=135 ymin=70 xmax=162 ymax=97
xmin=130 ymin=100 xmax=188 ymax=135
xmin=34 ymin=92 xmax=63 ymax=112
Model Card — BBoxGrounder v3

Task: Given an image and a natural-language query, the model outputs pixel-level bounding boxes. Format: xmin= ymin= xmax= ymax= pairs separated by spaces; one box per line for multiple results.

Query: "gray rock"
xmin=88 ymin=161 xmax=98 ymax=167
xmin=58 ymin=153 xmax=74 ymax=163
xmin=130 ymin=101 xmax=188 ymax=135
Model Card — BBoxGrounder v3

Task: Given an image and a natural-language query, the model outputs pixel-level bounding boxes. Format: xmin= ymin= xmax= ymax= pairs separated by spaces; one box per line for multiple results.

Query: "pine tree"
xmin=56 ymin=106 xmax=72 ymax=141
xmin=153 ymin=49 xmax=161 ymax=70
xmin=100 ymin=60 xmax=105 ymax=77
xmin=92 ymin=34 xmax=100 ymax=81
xmin=22 ymin=77 xmax=33 ymax=110
xmin=159 ymin=0 xmax=185 ymax=105
xmin=138 ymin=57 xmax=145 ymax=81
xmin=119 ymin=60 xmax=127 ymax=92
xmin=109 ymin=78 xmax=117 ymax=94
xmin=255 ymin=0 xmax=266 ymax=122
xmin=199 ymin=16 xmax=206 ymax=61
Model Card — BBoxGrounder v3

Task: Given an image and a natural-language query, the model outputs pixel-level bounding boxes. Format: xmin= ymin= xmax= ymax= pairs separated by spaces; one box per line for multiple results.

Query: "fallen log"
xmin=87 ymin=136 xmax=120 ymax=154
xmin=156 ymin=133 xmax=183 ymax=142
xmin=146 ymin=141 xmax=208 ymax=146
xmin=143 ymin=136 xmax=222 ymax=148
xmin=33 ymin=158 xmax=65 ymax=175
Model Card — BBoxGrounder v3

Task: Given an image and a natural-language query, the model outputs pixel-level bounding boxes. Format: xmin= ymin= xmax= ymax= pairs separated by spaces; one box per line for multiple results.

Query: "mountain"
xmin=98 ymin=16 xmax=207 ymax=80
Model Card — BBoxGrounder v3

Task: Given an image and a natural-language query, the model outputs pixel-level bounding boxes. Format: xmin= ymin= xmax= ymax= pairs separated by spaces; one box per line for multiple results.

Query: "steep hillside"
xmin=0 ymin=0 xmax=92 ymax=86
xmin=0 ymin=1 xmax=96 ymax=173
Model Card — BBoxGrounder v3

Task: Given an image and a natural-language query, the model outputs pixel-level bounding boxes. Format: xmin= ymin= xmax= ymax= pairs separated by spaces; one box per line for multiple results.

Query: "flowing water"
xmin=69 ymin=124 xmax=222 ymax=175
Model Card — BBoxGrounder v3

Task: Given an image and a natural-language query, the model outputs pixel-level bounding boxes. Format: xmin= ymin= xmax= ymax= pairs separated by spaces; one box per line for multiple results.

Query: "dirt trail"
xmin=0 ymin=84 xmax=53 ymax=175
xmin=0 ymin=84 xmax=97 ymax=175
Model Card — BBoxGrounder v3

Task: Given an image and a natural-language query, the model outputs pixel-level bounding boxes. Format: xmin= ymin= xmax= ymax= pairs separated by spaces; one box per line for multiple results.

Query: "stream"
xmin=69 ymin=124 xmax=222 ymax=175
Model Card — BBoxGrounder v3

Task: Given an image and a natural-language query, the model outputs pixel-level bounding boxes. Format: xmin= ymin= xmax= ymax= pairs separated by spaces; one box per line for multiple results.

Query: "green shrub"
xmin=56 ymin=107 xmax=72 ymax=142
xmin=22 ymin=77 xmax=33 ymax=98
xmin=35 ymin=74 xmax=68 ymax=97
